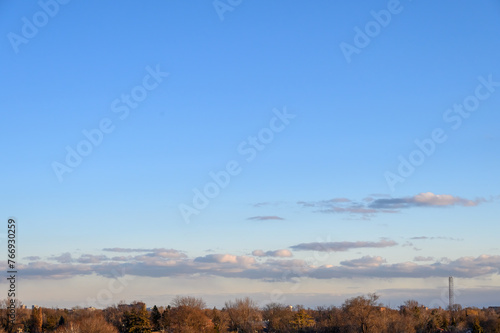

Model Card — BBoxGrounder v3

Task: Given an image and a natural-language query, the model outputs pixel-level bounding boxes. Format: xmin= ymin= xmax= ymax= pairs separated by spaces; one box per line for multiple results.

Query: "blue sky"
xmin=1 ymin=0 xmax=500 ymax=309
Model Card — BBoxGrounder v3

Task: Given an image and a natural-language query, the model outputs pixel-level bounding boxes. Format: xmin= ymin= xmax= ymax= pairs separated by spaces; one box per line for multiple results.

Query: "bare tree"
xmin=168 ymin=296 xmax=213 ymax=333
xmin=342 ymin=293 xmax=383 ymax=333
xmin=171 ymin=296 xmax=206 ymax=309
xmin=56 ymin=322 xmax=81 ymax=333
xmin=262 ymin=303 xmax=293 ymax=333
xmin=56 ymin=313 xmax=118 ymax=333
xmin=313 ymin=305 xmax=343 ymax=332
xmin=225 ymin=297 xmax=263 ymax=333
xmin=210 ymin=307 xmax=230 ymax=333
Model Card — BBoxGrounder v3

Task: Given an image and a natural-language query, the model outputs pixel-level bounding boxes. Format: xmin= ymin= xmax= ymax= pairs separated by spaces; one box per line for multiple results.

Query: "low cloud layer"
xmin=14 ymin=247 xmax=500 ymax=282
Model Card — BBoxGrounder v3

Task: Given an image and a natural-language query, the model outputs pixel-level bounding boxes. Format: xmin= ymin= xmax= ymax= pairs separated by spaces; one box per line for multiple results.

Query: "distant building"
xmin=488 ymin=306 xmax=500 ymax=314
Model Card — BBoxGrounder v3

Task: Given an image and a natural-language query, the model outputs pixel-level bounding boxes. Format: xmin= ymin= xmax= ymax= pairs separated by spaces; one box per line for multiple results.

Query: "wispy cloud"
xmin=141 ymin=249 xmax=187 ymax=259
xmin=194 ymin=254 xmax=255 ymax=266
xmin=252 ymin=201 xmax=285 ymax=207
xmin=24 ymin=256 xmax=41 ymax=261
xmin=247 ymin=216 xmax=284 ymax=221
xmin=410 ymin=236 xmax=463 ymax=241
xmin=340 ymin=255 xmax=386 ymax=267
xmin=297 ymin=192 xmax=489 ymax=219
xmin=111 ymin=256 xmax=132 ymax=261
xmin=103 ymin=248 xmax=155 ymax=253
xmin=49 ymin=252 xmax=73 ymax=263
xmin=297 ymin=199 xmax=380 ymax=219
xmin=370 ymin=192 xmax=485 ymax=209
xmin=414 ymin=256 xmax=434 ymax=262
xmin=252 ymin=249 xmax=292 ymax=257
xmin=76 ymin=254 xmax=108 ymax=264
xmin=103 ymin=248 xmax=187 ymax=258
xmin=290 ymin=239 xmax=397 ymax=252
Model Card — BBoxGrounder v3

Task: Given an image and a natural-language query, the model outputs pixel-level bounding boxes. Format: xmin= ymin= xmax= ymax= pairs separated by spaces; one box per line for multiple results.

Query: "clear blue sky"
xmin=1 ymin=0 xmax=500 ymax=309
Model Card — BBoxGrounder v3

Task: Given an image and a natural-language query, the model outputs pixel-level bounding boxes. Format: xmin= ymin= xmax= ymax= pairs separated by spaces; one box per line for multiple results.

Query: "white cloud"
xmin=341 ymin=256 xmax=386 ymax=267
xmin=194 ymin=254 xmax=256 ymax=266
xmin=413 ymin=192 xmax=480 ymax=206
xmin=370 ymin=192 xmax=486 ymax=209
xmin=252 ymin=249 xmax=292 ymax=257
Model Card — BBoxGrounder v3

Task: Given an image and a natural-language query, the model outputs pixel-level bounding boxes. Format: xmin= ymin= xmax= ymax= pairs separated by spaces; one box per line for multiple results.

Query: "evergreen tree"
xmin=58 ymin=315 xmax=66 ymax=326
xmin=150 ymin=305 xmax=161 ymax=331
xmin=43 ymin=314 xmax=58 ymax=331
xmin=161 ymin=306 xmax=171 ymax=331
xmin=123 ymin=303 xmax=152 ymax=333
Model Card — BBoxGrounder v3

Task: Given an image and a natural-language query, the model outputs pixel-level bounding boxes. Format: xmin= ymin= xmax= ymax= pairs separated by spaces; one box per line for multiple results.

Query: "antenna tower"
xmin=449 ymin=276 xmax=454 ymax=310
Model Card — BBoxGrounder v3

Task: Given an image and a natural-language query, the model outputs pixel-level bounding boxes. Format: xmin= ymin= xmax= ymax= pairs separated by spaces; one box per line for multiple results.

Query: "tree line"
xmin=1 ymin=294 xmax=499 ymax=333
